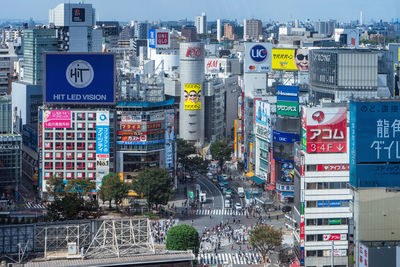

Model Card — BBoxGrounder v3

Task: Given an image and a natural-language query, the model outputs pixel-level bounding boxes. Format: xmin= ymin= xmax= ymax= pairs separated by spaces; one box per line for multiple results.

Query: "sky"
xmin=0 ymin=0 xmax=399 ymax=23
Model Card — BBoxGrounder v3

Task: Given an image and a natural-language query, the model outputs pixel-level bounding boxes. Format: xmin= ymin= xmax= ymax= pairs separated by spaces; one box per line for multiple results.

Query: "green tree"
xmin=65 ymin=179 xmax=95 ymax=198
xmin=132 ymin=168 xmax=174 ymax=209
xmin=166 ymin=224 xmax=200 ymax=255
xmin=177 ymin=138 xmax=196 ymax=160
xmin=183 ymin=156 xmax=209 ymax=175
xmin=249 ymin=225 xmax=282 ymax=257
xmin=46 ymin=176 xmax=66 ymax=198
xmin=99 ymin=173 xmax=129 ymax=208
xmin=210 ymin=141 xmax=232 ymax=167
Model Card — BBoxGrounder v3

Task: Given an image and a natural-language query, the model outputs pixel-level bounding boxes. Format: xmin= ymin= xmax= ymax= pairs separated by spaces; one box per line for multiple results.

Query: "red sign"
xmin=147 ymin=122 xmax=162 ymax=130
xmin=300 ymin=215 xmax=305 ymax=240
xmin=304 ymin=107 xmax=347 ymax=153
xmin=207 ymin=60 xmax=218 ymax=68
xmin=323 ymin=234 xmax=346 ymax=241
xmin=121 ymin=135 xmax=147 ymax=142
xmin=157 ymin=32 xmax=169 ymax=45
xmin=186 ymin=47 xmax=202 ymax=58
xmin=317 ymin=164 xmax=349 ymax=172
xmin=117 ymin=130 xmax=163 ymax=136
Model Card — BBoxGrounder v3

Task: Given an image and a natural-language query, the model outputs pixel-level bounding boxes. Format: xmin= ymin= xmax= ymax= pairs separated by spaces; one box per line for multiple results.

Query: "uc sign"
xmin=186 ymin=47 xmax=202 ymax=58
xmin=250 ymin=45 xmax=267 ymax=63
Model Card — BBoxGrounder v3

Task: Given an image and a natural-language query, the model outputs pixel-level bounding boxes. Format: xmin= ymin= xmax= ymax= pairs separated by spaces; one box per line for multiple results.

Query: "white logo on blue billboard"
xmin=250 ymin=45 xmax=268 ymax=63
xmin=66 ymin=60 xmax=94 ymax=88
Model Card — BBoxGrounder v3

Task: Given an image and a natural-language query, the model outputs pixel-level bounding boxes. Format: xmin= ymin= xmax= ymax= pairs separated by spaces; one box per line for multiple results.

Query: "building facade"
xmin=195 ymin=13 xmax=207 ymax=35
xmin=223 ymin=23 xmax=236 ymax=41
xmin=244 ymin=19 xmax=262 ymax=41
xmin=181 ymin=25 xmax=197 ymax=42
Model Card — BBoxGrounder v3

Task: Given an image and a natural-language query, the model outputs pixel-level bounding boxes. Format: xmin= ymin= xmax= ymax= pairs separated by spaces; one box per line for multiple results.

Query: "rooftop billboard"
xmin=272 ymin=48 xmax=309 ymax=71
xmin=244 ymin=42 xmax=272 ymax=73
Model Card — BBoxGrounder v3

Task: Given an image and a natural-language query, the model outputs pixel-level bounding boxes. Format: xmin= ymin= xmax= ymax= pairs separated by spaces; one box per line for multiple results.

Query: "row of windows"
xmin=306 ymin=218 xmax=349 ymax=226
xmin=276 ymin=184 xmax=294 ymax=191
xmin=44 ymin=172 xmax=96 ymax=179
xmin=44 ymin=142 xmax=96 ymax=150
xmin=44 ymin=162 xmax=96 ymax=170
xmin=44 ymin=152 xmax=96 ymax=160
xmin=306 ymin=250 xmax=347 ymax=258
xmin=44 ymin=132 xmax=96 ymax=140
xmin=306 ymin=182 xmax=348 ymax=190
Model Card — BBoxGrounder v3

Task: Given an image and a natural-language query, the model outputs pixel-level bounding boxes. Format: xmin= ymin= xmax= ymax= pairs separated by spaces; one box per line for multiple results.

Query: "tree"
xmin=166 ymin=225 xmax=200 ymax=255
xmin=65 ymin=179 xmax=95 ymax=198
xmin=249 ymin=225 xmax=282 ymax=258
xmin=177 ymin=138 xmax=196 ymax=160
xmin=182 ymin=156 xmax=209 ymax=176
xmin=132 ymin=168 xmax=174 ymax=209
xmin=46 ymin=176 xmax=66 ymax=198
xmin=99 ymin=173 xmax=129 ymax=209
xmin=210 ymin=141 xmax=232 ymax=166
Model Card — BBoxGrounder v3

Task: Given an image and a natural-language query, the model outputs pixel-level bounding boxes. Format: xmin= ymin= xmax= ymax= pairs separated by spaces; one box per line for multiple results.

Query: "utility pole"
xmin=331 ymin=240 xmax=334 ymax=267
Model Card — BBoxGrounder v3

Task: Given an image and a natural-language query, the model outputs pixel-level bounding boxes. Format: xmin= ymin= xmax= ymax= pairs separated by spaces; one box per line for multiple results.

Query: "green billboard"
xmin=276 ymin=100 xmax=299 ymax=116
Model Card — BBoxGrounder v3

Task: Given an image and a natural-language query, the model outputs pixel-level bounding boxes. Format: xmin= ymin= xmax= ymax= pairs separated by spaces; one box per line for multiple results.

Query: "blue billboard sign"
xmin=250 ymin=45 xmax=268 ymax=63
xmin=276 ymin=85 xmax=299 ymax=102
xmin=350 ymin=101 xmax=400 ymax=188
xmin=317 ymin=200 xmax=350 ymax=208
xmin=116 ymin=139 xmax=165 ymax=145
xmin=273 ymin=130 xmax=299 ymax=143
xmin=44 ymin=53 xmax=115 ymax=104
xmin=96 ymin=126 xmax=109 ymax=154
xmin=148 ymin=29 xmax=156 ymax=48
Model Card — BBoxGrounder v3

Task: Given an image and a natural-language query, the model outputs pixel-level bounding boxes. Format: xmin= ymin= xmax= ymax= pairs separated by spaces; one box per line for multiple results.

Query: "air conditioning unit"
xmin=68 ymin=242 xmax=77 ymax=255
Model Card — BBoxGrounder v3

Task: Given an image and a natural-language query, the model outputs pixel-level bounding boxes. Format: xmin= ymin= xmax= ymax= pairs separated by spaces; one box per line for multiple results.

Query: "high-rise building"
xmin=217 ymin=19 xmax=221 ymax=42
xmin=22 ymin=29 xmax=58 ymax=85
xmin=314 ymin=21 xmax=328 ymax=35
xmin=181 ymin=25 xmax=197 ymax=42
xmin=0 ymin=43 xmax=17 ymax=94
xmin=195 ymin=12 xmax=207 ymax=35
xmin=0 ymin=95 xmax=12 ymax=134
xmin=134 ymin=22 xmax=148 ymax=40
xmin=244 ymin=19 xmax=262 ymax=41
xmin=223 ymin=23 xmax=236 ymax=40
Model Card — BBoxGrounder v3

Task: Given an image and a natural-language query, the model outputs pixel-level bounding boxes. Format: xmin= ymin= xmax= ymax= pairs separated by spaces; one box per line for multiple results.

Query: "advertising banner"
xmin=120 ymin=111 xmax=142 ymax=123
xmin=238 ymin=95 xmax=242 ymax=119
xmin=184 ymin=84 xmax=201 ymax=110
xmin=276 ymin=85 xmax=299 ymax=102
xmin=276 ymin=100 xmax=299 ymax=117
xmin=273 ymin=130 xmax=300 ymax=143
xmin=359 ymin=242 xmax=369 ymax=267
xmin=43 ymin=110 xmax=71 ymax=128
xmin=116 ymin=139 xmax=165 ymax=145
xmin=303 ymin=107 xmax=347 ymax=153
xmin=244 ymin=42 xmax=272 ymax=73
xmin=149 ymin=29 xmax=170 ymax=48
xmin=317 ymin=164 xmax=349 ymax=172
xmin=255 ymin=100 xmax=271 ymax=126
xmin=317 ymin=200 xmax=349 ymax=208
xmin=323 ymin=250 xmax=347 ymax=257
xmin=272 ymin=48 xmax=309 ymax=71
xmin=44 ymin=53 xmax=115 ymax=104
xmin=165 ymin=109 xmax=175 ymax=169
xmin=350 ymin=101 xmax=400 ymax=187
xmin=96 ymin=111 xmax=110 ymax=190
xmin=121 ymin=124 xmax=142 ymax=131
xmin=121 ymin=135 xmax=147 ymax=142
xmin=117 ymin=130 xmax=163 ymax=136
xmin=323 ymin=234 xmax=347 ymax=241
xmin=300 ymin=247 xmax=305 ymax=265
xmin=329 ymin=219 xmax=341 ymax=225
xmin=205 ymin=58 xmax=219 ymax=74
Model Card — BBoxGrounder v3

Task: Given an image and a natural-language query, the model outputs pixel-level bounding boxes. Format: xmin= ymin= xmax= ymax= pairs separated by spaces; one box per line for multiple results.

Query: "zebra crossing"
xmin=25 ymin=202 xmax=46 ymax=209
xmin=197 ymin=252 xmax=262 ymax=265
xmin=195 ymin=209 xmax=249 ymax=216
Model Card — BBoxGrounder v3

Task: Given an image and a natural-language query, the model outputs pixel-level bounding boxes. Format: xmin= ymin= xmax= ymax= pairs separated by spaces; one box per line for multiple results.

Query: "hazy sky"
xmin=1 ymin=0 xmax=399 ymax=22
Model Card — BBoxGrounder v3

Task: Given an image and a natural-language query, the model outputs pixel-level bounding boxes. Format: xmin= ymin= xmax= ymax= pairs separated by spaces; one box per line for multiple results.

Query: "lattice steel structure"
xmin=84 ymin=218 xmax=154 ymax=259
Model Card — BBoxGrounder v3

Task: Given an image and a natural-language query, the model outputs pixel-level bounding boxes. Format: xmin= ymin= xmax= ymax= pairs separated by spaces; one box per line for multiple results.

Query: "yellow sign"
xmin=184 ymin=84 xmax=201 ymax=110
xmin=272 ymin=48 xmax=309 ymax=71
xmin=398 ymin=47 xmax=400 ymax=62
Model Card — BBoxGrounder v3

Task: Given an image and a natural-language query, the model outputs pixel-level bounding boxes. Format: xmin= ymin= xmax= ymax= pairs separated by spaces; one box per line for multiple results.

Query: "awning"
xmin=266 ymin=185 xmax=275 ymax=190
xmin=250 ymin=175 xmax=265 ymax=185
xmin=246 ymin=172 xmax=254 ymax=178
xmin=281 ymin=191 xmax=294 ymax=197
xmin=290 ymin=258 xmax=300 ymax=267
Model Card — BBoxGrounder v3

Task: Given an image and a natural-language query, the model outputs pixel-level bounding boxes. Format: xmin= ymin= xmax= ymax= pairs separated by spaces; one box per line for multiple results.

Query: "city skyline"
xmin=0 ymin=0 xmax=399 ymax=23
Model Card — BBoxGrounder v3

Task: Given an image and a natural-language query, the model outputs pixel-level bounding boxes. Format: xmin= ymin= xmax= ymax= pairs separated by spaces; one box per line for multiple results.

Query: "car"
xmin=207 ymin=172 xmax=213 ymax=179
xmin=282 ymin=205 xmax=292 ymax=213
xmin=211 ymin=178 xmax=218 ymax=183
xmin=222 ymin=188 xmax=227 ymax=194
xmin=235 ymin=203 xmax=242 ymax=210
xmin=224 ymin=199 xmax=231 ymax=208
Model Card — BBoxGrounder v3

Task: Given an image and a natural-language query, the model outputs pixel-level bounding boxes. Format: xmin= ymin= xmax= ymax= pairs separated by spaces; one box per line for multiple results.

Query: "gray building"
xmin=0 ymin=134 xmax=22 ymax=200
xmin=179 ymin=42 xmax=205 ymax=144
xmin=244 ymin=19 xmax=262 ymax=41
xmin=134 ymin=22 xmax=148 ymax=40
xmin=195 ymin=12 xmax=207 ymax=35
xmin=0 ymin=95 xmax=12 ymax=134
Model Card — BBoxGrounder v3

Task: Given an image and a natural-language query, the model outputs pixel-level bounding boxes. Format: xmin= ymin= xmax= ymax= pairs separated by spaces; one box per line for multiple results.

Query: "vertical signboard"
xmin=244 ymin=42 xmax=272 ymax=73
xmin=148 ymin=29 xmax=156 ymax=48
xmin=254 ymin=100 xmax=271 ymax=126
xmin=184 ymin=84 xmax=201 ymax=110
xmin=359 ymin=242 xmax=369 ymax=267
xmin=96 ymin=111 xmax=110 ymax=190
xmin=350 ymin=101 xmax=400 ymax=188
xmin=300 ymin=214 xmax=305 ymax=265
xmin=165 ymin=109 xmax=175 ymax=169
xmin=303 ymin=107 xmax=347 ymax=153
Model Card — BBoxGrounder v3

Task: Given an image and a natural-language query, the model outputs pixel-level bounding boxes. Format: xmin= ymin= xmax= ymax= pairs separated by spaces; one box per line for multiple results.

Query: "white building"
xmin=195 ymin=12 xmax=207 ymax=35
xmin=244 ymin=19 xmax=262 ymax=41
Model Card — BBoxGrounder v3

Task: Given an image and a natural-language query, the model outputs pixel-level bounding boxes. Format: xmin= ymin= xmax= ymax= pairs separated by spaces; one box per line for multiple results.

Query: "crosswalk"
xmin=25 ymin=202 xmax=46 ymax=209
xmin=196 ymin=209 xmax=249 ymax=216
xmin=198 ymin=252 xmax=262 ymax=265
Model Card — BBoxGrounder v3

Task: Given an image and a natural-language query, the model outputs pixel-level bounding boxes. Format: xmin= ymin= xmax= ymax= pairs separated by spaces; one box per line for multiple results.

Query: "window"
xmin=44 ymin=162 xmax=52 ymax=169
xmin=306 ymin=219 xmax=316 ymax=226
xmin=317 ymin=250 xmax=323 ymax=257
xmin=76 ymin=172 xmax=84 ymax=179
xmin=87 ymin=172 xmax=95 ymax=179
xmin=55 ymin=142 xmax=63 ymax=150
xmin=87 ymin=122 xmax=95 ymax=130
xmin=66 ymin=172 xmax=74 ymax=179
xmin=88 ymin=143 xmax=95 ymax=150
xmin=306 ymin=235 xmax=315 ymax=241
xmin=307 ymin=183 xmax=317 ymax=190
xmin=55 ymin=162 xmax=63 ymax=169
xmin=55 ymin=172 xmax=63 ymax=179
xmin=88 ymin=132 xmax=96 ymax=140
xmin=66 ymin=162 xmax=74 ymax=169
xmin=44 ymin=142 xmax=53 ymax=149
xmin=306 ymin=251 xmax=316 ymax=257
xmin=66 ymin=132 xmax=75 ymax=140
xmin=77 ymin=152 xmax=85 ymax=160
xmin=77 ymin=122 xmax=85 ymax=130
xmin=306 ymin=165 xmax=317 ymax=171
xmin=66 ymin=142 xmax=74 ymax=150
xmin=88 ymin=152 xmax=95 ymax=160
xmin=77 ymin=142 xmax=85 ymax=150
xmin=77 ymin=162 xmax=85 ymax=170
xmin=45 ymin=132 xmax=53 ymax=140
xmin=44 ymin=152 xmax=53 ymax=159
xmin=55 ymin=152 xmax=63 ymax=159
xmin=87 ymin=112 xmax=96 ymax=120
xmin=66 ymin=152 xmax=74 ymax=159
xmin=44 ymin=172 xmax=52 ymax=179
xmin=87 ymin=162 xmax=95 ymax=170
xmin=55 ymin=132 xmax=64 ymax=140
xmin=77 ymin=112 xmax=85 ymax=120
xmin=77 ymin=132 xmax=86 ymax=140
xmin=306 ymin=201 xmax=316 ymax=208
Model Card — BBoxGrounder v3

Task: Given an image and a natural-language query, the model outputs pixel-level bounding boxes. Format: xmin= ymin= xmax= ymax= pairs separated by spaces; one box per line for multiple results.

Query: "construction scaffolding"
xmin=84 ymin=218 xmax=154 ymax=259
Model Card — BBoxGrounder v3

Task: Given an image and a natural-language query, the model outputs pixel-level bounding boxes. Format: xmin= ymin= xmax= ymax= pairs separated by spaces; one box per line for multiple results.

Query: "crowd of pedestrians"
xmin=150 ymin=218 xmax=176 ymax=244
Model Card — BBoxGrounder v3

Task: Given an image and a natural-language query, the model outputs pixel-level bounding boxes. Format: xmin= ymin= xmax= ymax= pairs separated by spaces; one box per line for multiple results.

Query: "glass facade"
xmin=0 ymin=135 xmax=22 ymax=199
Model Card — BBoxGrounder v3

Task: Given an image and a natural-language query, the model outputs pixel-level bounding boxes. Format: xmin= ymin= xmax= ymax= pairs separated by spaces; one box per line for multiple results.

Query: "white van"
xmin=224 ymin=199 xmax=231 ymax=208
xmin=238 ymin=187 xmax=245 ymax=198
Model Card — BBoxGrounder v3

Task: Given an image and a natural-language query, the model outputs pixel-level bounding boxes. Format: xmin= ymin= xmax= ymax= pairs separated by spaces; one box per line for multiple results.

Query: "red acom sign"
xmin=304 ymin=107 xmax=347 ymax=153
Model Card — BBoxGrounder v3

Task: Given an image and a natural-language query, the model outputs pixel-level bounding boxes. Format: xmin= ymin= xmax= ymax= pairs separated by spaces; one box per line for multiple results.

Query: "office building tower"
xmin=179 ymin=42 xmax=205 ymax=144
xmin=181 ymin=25 xmax=197 ymax=42
xmin=223 ymin=23 xmax=236 ymax=40
xmin=244 ymin=19 xmax=262 ymax=41
xmin=22 ymin=28 xmax=58 ymax=85
xmin=195 ymin=12 xmax=207 ymax=35
xmin=314 ymin=21 xmax=328 ymax=35
xmin=360 ymin=11 xmax=363 ymax=25
xmin=0 ymin=95 xmax=12 ymax=134
xmin=134 ymin=22 xmax=148 ymax=40
xmin=0 ymin=43 xmax=17 ymax=94
xmin=217 ymin=19 xmax=221 ymax=42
